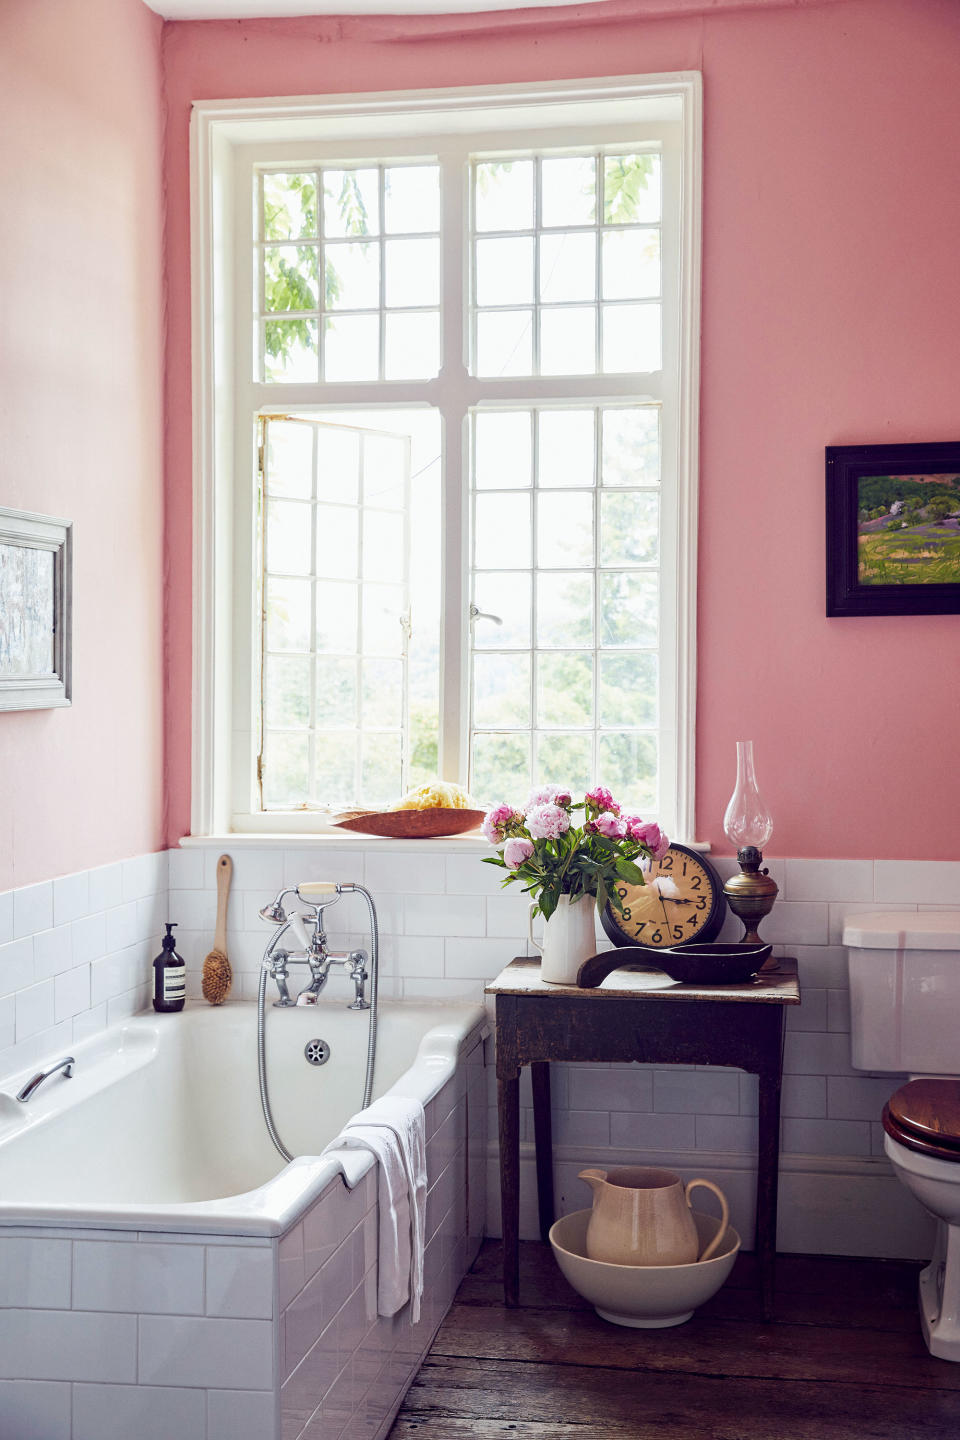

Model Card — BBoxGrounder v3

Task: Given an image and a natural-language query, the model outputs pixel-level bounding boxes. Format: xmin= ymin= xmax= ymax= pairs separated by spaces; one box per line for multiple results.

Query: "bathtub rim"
xmin=0 ymin=998 xmax=488 ymax=1238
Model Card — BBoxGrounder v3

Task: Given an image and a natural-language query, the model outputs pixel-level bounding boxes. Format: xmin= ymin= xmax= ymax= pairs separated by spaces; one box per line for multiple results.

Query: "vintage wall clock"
xmin=601 ymin=843 xmax=726 ymax=950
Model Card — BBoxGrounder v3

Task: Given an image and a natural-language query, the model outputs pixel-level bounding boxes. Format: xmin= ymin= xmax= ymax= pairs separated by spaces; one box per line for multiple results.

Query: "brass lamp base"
xmin=723 ymin=847 xmax=779 ymax=971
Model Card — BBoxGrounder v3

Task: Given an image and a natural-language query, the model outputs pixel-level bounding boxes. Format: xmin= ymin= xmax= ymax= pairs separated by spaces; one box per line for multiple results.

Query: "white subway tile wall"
xmin=0 ymin=853 xmax=167 ymax=1085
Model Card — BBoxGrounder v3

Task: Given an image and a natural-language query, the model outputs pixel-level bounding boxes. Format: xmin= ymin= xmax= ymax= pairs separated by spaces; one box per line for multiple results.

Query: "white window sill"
xmin=177 ymin=831 xmax=492 ymax=852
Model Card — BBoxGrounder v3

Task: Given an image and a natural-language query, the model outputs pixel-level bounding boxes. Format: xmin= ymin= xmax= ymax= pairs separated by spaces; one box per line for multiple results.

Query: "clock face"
xmin=601 ymin=843 xmax=726 ymax=949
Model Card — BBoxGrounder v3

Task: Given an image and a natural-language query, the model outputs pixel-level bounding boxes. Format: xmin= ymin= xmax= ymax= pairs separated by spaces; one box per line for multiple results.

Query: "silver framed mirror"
xmin=0 ymin=507 xmax=73 ymax=710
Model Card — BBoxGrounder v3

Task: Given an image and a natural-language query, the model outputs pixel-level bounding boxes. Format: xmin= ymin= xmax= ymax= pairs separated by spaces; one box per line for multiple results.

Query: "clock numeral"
xmin=690 ymin=875 xmax=702 ymax=890
xmin=686 ymin=913 xmax=698 ymax=927
xmin=636 ymin=921 xmax=647 ymax=933
xmin=695 ymin=896 xmax=707 ymax=910
xmin=650 ymin=928 xmax=663 ymax=944
xmin=661 ymin=856 xmax=673 ymax=871
xmin=672 ymin=924 xmax=683 ymax=940
xmin=621 ymin=906 xmax=632 ymax=922
xmin=681 ymin=861 xmax=687 ymax=876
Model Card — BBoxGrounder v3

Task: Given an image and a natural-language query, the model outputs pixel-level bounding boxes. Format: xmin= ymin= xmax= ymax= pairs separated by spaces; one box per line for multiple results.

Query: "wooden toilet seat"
xmin=883 ymin=1079 xmax=960 ymax=1161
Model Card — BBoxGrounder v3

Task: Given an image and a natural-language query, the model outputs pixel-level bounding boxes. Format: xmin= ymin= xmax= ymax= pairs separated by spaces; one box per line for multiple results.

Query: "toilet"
xmin=845 ymin=910 xmax=960 ymax=1361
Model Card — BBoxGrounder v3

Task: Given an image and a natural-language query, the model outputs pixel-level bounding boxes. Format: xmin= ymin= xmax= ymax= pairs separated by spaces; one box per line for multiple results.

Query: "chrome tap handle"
xmin=348 ymin=949 xmax=370 ymax=1010
xmin=17 ymin=1055 xmax=74 ymax=1103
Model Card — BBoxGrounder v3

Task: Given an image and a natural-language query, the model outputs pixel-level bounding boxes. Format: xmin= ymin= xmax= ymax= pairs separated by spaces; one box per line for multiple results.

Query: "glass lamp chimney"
xmin=723 ymin=740 xmax=773 ymax=853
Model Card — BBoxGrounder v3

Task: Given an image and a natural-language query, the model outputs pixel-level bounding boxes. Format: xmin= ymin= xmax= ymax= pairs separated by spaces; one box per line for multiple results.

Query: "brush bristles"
xmin=202 ymin=948 xmax=232 ymax=1005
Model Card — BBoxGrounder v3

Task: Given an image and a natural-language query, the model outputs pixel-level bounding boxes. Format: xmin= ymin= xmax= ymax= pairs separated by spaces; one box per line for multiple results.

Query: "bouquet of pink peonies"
xmin=482 ymin=785 xmax=669 ymax=922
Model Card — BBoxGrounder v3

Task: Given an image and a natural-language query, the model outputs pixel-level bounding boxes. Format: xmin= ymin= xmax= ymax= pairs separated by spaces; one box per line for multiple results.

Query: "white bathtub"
xmin=0 ymin=998 xmax=487 ymax=1440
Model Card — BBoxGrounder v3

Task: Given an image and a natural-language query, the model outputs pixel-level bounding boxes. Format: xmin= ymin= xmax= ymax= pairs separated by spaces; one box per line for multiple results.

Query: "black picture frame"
xmin=825 ymin=442 xmax=960 ymax=617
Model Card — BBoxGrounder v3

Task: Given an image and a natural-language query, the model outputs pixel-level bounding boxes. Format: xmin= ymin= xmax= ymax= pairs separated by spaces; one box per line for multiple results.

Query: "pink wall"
xmin=161 ymin=0 xmax=960 ymax=860
xmin=0 ymin=0 xmax=166 ymax=890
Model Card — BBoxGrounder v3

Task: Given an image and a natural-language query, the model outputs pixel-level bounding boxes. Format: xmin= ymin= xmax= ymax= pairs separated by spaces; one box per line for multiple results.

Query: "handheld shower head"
xmin=258 ymin=889 xmax=294 ymax=924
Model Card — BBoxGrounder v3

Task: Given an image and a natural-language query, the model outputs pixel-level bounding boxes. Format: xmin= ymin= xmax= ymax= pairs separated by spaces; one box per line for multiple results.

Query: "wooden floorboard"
xmin=388 ymin=1242 xmax=960 ymax=1440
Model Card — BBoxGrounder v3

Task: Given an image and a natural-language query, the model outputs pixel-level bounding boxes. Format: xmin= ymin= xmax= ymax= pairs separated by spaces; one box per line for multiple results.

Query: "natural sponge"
xmin=389 ymin=781 xmax=476 ymax=811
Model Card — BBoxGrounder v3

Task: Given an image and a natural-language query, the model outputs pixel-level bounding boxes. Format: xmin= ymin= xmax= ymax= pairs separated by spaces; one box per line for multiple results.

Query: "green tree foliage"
xmin=927 ymin=496 xmax=956 ymax=523
xmin=857 ymin=474 xmax=960 ymax=514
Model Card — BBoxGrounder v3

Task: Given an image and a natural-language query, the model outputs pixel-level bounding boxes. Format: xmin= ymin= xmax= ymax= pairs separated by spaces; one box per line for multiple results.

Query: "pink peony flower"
xmin=503 ymin=837 xmax=535 ymax=869
xmin=482 ymin=803 xmax=519 ymax=844
xmin=585 ymin=785 xmax=620 ymax=815
xmin=592 ymin=810 xmax=627 ymax=839
xmin=633 ymin=821 xmax=670 ymax=861
xmin=526 ymin=803 xmax=571 ymax=840
xmin=526 ymin=784 xmax=572 ymax=809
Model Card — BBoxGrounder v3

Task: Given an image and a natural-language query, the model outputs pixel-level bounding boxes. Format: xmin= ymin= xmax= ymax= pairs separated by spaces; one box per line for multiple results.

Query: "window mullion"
xmin=438 ymin=151 xmax=470 ymax=786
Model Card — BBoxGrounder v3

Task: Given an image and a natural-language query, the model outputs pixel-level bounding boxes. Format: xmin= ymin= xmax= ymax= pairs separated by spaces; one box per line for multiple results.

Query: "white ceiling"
xmin=148 ymin=0 xmax=613 ymax=16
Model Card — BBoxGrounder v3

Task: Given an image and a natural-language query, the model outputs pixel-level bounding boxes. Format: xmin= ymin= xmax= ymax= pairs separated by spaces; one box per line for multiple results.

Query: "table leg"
xmin=497 ymin=1065 xmax=521 ymax=1307
xmin=756 ymin=1013 xmax=785 ymax=1320
xmin=531 ymin=1061 xmax=555 ymax=1243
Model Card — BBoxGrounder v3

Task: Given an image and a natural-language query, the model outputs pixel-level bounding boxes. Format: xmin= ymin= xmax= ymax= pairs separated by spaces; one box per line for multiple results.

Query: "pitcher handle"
xmin=528 ymin=902 xmax=543 ymax=953
xmin=685 ymin=1178 xmax=730 ymax=1262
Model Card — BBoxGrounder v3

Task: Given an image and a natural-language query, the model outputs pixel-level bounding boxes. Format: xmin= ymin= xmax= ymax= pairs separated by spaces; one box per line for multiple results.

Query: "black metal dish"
xmin=654 ymin=943 xmax=772 ymax=986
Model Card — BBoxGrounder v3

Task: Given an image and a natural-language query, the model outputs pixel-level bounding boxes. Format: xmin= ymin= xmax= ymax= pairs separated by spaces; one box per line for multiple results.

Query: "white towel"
xmin=322 ymin=1095 xmax=427 ymax=1322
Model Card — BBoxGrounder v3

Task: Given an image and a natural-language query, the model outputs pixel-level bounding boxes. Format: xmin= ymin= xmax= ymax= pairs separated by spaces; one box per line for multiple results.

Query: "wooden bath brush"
xmin=201 ymin=854 xmax=233 ymax=1004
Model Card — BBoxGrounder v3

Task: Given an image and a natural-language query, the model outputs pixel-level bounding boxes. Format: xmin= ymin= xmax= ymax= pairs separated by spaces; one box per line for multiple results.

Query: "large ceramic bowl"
xmin=549 ymin=1209 xmax=740 ymax=1328
xmin=655 ymin=943 xmax=771 ymax=985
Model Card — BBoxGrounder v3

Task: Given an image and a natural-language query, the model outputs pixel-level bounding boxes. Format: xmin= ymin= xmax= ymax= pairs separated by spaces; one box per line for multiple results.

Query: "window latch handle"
xmin=469 ymin=604 xmax=503 ymax=626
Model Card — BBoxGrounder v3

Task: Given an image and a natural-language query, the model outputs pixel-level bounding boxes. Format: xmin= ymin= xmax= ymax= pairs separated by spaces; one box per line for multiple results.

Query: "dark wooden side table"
xmin=486 ymin=956 xmax=800 ymax=1318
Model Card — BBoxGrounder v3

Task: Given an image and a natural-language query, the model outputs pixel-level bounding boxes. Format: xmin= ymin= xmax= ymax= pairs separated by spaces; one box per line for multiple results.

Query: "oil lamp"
xmin=722 ymin=740 xmax=779 ymax=963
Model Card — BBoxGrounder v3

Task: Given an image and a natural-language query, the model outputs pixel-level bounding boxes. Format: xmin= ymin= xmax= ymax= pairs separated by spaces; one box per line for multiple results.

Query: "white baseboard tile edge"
xmin=485 ymin=1143 xmax=937 ymax=1260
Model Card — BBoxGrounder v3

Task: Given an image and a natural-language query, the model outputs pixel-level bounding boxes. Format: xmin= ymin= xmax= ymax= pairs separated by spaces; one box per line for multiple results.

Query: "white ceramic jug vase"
xmin=529 ymin=893 xmax=597 ymax=985
xmin=579 ymin=1166 xmax=730 ymax=1266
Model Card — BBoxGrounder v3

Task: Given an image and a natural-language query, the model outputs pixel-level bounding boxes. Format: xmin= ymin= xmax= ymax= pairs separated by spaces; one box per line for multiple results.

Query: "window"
xmin=191 ymin=77 xmax=701 ymax=839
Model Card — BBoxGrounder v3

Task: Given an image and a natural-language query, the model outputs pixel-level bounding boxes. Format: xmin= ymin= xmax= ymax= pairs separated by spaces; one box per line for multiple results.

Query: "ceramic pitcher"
xmin=579 ymin=1166 xmax=730 ymax=1266
xmin=528 ymin=894 xmax=597 ymax=985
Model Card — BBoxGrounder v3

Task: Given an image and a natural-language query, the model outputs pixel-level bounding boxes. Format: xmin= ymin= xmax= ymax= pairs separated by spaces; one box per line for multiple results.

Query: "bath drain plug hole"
xmin=304 ymin=1039 xmax=330 ymax=1066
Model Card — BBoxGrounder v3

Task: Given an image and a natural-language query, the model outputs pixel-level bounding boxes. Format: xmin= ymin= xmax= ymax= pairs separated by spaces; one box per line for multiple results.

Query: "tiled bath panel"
xmin=0 ymin=1036 xmax=486 ymax=1440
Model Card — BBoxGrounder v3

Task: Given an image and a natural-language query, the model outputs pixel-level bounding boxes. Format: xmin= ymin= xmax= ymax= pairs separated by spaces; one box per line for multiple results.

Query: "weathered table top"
xmin=485 ymin=954 xmax=800 ymax=1004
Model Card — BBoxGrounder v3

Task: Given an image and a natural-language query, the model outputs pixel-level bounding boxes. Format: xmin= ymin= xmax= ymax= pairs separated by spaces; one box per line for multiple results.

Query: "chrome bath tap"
xmin=258 ymin=883 xmax=370 ymax=1009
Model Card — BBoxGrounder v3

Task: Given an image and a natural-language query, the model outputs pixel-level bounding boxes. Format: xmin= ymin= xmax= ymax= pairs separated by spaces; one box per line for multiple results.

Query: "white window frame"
xmin=190 ymin=74 xmax=702 ymax=840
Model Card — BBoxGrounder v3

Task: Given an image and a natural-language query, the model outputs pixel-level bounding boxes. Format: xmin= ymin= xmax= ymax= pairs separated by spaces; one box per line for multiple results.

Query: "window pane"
xmin=603 ymin=153 xmax=660 ymax=225
xmin=474 ymin=161 xmax=534 ymax=232
xmin=313 ymin=733 xmax=357 ymax=810
xmin=534 ymin=732 xmax=593 ymax=796
xmin=602 ymin=303 xmax=661 ymax=373
xmin=599 ymin=652 xmax=657 ymax=729
xmin=264 ymin=655 xmax=311 ymax=728
xmin=537 ymin=411 xmax=594 ymax=489
xmin=471 ymin=732 xmax=532 ymax=807
xmin=266 ymin=422 xmax=313 ymax=499
xmin=475 ymin=412 xmax=532 ymax=490
xmin=362 ymin=658 xmax=403 ymax=729
xmin=266 ymin=578 xmax=311 ymax=652
xmin=598 ymin=731 xmax=657 ymax=811
xmin=262 ymin=732 xmax=310 ymax=808
xmin=475 ymin=493 xmax=531 ymax=569
xmin=362 ymin=583 xmax=406 ymax=656
xmin=363 ymin=509 xmax=404 ymax=582
xmin=602 ymin=229 xmax=660 ymax=301
xmin=472 ymin=572 xmax=531 ymax=650
xmin=315 ymin=657 xmax=358 ymax=727
xmin=599 ymin=572 xmax=658 ymax=648
xmin=476 ymin=236 xmax=535 ymax=307
xmin=474 ymin=652 xmax=531 ymax=728
xmin=264 ymin=321 xmax=318 ymax=383
xmin=537 ymin=492 xmax=594 ymax=569
xmin=323 ymin=168 xmax=380 ymax=238
xmin=316 ymin=580 xmax=358 ymax=652
xmin=363 ymin=434 xmax=408 ymax=509
xmin=317 ymin=426 xmax=361 ymax=503
xmin=264 ymin=246 xmax=319 ymax=311
xmin=384 ymin=312 xmax=439 ymax=381
xmin=361 ymin=732 xmax=403 ymax=808
xmin=541 ymin=156 xmax=596 ymax=228
xmin=537 ymin=572 xmax=594 ymax=648
xmin=600 ymin=491 xmax=659 ymax=567
xmin=263 ymin=172 xmax=317 ymax=241
xmin=324 ymin=314 xmax=379 ymax=382
xmin=537 ymin=652 xmax=593 ymax=729
xmin=602 ymin=408 xmax=660 ymax=487
xmin=266 ymin=500 xmax=312 ymax=575
xmin=539 ymin=232 xmax=596 ymax=303
xmin=385 ymin=166 xmax=440 ymax=234
xmin=476 ymin=309 xmax=533 ymax=377
xmin=540 ymin=307 xmax=595 ymax=375
xmin=385 ymin=238 xmax=440 ymax=308
xmin=324 ymin=242 xmax=379 ymax=310
xmin=316 ymin=504 xmax=359 ymax=580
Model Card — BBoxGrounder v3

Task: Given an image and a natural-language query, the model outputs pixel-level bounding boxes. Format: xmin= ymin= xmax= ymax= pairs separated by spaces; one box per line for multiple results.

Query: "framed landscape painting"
xmin=826 ymin=442 xmax=960 ymax=616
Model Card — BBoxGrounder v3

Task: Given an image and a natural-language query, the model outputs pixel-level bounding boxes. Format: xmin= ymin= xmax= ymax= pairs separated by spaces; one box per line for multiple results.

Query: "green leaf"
xmin=615 ymin=859 xmax=645 ymax=885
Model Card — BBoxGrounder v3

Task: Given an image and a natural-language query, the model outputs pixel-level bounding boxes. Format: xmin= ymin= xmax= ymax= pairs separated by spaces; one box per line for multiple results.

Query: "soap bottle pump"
xmin=153 ymin=923 xmax=186 ymax=1013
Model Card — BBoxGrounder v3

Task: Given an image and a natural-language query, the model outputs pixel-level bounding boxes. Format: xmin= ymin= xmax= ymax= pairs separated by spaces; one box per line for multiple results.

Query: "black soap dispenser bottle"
xmin=153 ymin=923 xmax=186 ymax=1013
